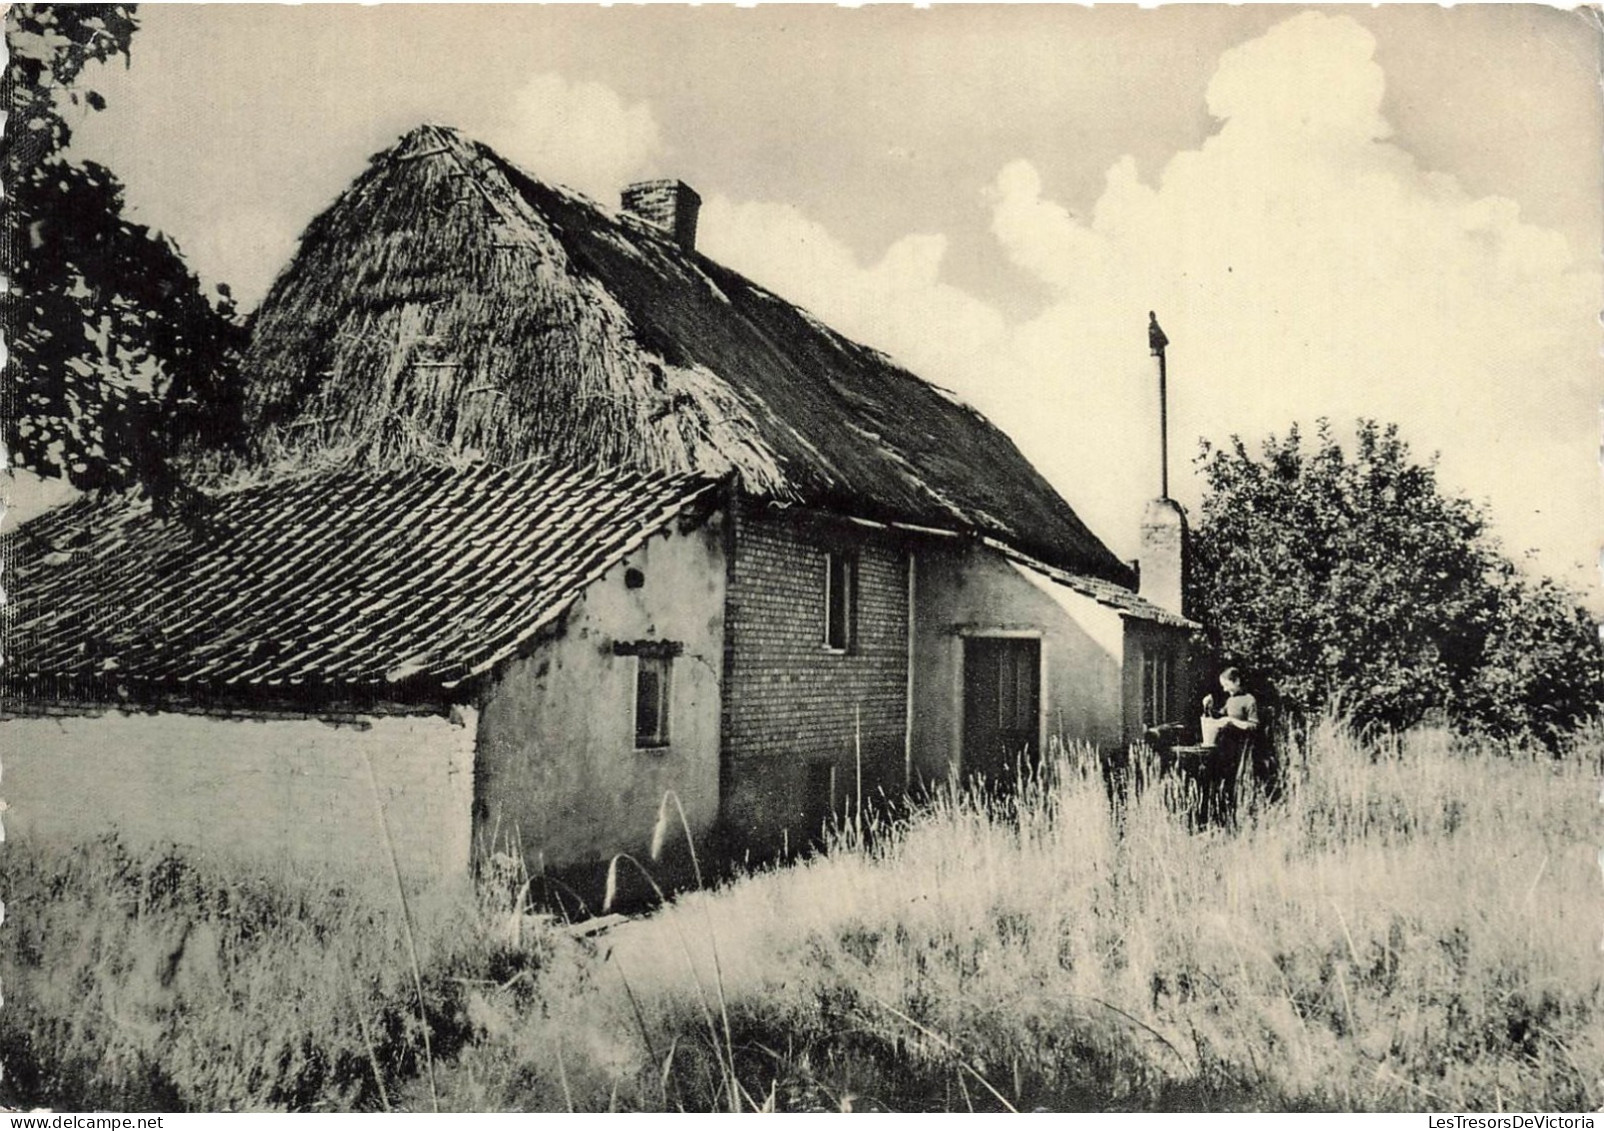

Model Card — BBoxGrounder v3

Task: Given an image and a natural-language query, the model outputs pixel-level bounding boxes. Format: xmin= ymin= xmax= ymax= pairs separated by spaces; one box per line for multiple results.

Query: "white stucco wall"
xmin=1 ymin=706 xmax=478 ymax=878
xmin=474 ymin=513 xmax=726 ymax=872
xmin=910 ymin=543 xmax=1129 ymax=783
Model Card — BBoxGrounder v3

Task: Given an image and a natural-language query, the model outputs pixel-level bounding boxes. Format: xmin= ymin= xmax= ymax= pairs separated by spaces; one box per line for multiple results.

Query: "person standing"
xmin=1202 ymin=666 xmax=1260 ymax=758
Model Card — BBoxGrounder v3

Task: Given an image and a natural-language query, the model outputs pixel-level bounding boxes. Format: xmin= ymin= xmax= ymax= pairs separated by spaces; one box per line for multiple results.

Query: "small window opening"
xmin=824 ymin=551 xmax=857 ymax=652
xmin=1142 ymin=648 xmax=1176 ymax=728
xmin=802 ymin=760 xmax=837 ymax=842
xmin=635 ymin=654 xmax=672 ymax=748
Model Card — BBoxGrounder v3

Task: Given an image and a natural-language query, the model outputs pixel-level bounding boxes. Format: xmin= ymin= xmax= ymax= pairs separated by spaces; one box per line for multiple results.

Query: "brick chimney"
xmin=621 ymin=179 xmax=701 ymax=252
xmin=1139 ymin=497 xmax=1189 ymax=618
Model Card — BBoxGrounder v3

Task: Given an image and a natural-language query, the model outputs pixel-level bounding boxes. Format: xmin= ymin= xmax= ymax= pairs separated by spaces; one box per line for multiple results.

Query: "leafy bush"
xmin=3 ymin=4 xmax=246 ymax=505
xmin=1187 ymin=419 xmax=1604 ymax=743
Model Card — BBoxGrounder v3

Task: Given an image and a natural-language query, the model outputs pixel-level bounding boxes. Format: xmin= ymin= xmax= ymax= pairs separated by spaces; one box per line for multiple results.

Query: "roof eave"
xmin=980 ymin=535 xmax=1201 ymax=631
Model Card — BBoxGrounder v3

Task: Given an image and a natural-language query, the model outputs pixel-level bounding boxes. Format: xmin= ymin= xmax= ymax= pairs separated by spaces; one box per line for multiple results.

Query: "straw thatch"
xmin=243 ymin=124 xmax=1129 ymax=583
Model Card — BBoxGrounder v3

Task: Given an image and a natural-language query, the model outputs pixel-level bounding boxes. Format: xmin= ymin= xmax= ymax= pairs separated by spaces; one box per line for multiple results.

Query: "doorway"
xmin=961 ymin=636 xmax=1042 ymax=786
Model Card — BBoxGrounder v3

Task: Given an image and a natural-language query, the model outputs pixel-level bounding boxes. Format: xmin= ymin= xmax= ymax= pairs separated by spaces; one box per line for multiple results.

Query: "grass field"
xmin=2 ymin=718 xmax=1598 ymax=1111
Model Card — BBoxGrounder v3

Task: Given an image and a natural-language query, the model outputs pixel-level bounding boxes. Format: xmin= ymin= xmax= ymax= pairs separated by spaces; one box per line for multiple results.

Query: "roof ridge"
xmin=242 ymin=121 xmax=1133 ymax=584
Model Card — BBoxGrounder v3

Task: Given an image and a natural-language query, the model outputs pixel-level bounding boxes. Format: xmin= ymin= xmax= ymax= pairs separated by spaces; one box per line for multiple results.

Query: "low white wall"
xmin=2 ymin=706 xmax=477 ymax=878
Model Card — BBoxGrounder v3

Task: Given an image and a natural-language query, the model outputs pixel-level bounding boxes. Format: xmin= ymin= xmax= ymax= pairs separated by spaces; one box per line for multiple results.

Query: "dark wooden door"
xmin=962 ymin=637 xmax=1041 ymax=785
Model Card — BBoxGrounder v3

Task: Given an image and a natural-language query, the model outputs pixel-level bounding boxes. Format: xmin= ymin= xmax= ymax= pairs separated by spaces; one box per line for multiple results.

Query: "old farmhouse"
xmin=2 ymin=124 xmax=1195 ymax=882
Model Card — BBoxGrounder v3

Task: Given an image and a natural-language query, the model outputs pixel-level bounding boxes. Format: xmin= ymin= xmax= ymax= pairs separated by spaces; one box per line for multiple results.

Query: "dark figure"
xmin=1196 ymin=666 xmax=1281 ymax=823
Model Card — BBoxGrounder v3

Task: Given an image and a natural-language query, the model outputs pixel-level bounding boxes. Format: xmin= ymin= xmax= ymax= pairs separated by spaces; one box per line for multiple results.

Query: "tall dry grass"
xmin=442 ymin=717 xmax=1601 ymax=1111
xmin=0 ymin=836 xmax=588 ymax=1111
xmin=3 ymin=719 xmax=1598 ymax=1111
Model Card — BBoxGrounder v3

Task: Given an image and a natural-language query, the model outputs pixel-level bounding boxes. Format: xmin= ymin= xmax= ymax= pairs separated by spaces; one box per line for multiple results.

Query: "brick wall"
xmin=620 ymin=179 xmax=701 ymax=250
xmin=721 ymin=506 xmax=909 ymax=846
xmin=1 ymin=705 xmax=477 ymax=878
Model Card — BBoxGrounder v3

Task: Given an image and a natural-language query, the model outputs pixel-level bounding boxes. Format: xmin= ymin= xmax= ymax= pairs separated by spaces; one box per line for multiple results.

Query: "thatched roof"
xmin=242 ymin=123 xmax=1130 ymax=584
xmin=2 ymin=460 xmax=714 ymax=703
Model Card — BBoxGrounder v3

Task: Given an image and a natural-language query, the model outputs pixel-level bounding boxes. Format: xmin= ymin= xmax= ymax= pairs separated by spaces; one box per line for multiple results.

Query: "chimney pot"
xmin=621 ymin=179 xmax=701 ymax=252
xmin=1139 ymin=497 xmax=1189 ymax=618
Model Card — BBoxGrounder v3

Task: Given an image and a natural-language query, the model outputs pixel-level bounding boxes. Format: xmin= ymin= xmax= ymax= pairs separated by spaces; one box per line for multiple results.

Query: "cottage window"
xmin=996 ymin=644 xmax=1037 ymax=732
xmin=823 ymin=551 xmax=856 ymax=652
xmin=1141 ymin=648 xmax=1176 ymax=728
xmin=635 ymin=654 xmax=672 ymax=748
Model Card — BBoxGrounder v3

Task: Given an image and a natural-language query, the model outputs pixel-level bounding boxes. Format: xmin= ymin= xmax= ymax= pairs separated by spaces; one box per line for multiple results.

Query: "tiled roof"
xmin=1066 ymin=573 xmax=1197 ymax=629
xmin=3 ymin=462 xmax=716 ymax=699
xmin=985 ymin=537 xmax=1198 ymax=630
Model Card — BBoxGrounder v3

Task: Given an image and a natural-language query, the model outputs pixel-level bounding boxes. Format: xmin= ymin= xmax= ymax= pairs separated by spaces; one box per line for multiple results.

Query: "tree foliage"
xmin=1188 ymin=420 xmax=1604 ymax=745
xmin=2 ymin=3 xmax=244 ymax=504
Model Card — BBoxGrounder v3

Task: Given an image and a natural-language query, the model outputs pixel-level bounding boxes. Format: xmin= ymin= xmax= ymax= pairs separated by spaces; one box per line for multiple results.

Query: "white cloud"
xmin=986 ymin=11 xmax=1601 ymax=589
xmin=1206 ymin=11 xmax=1390 ymax=142
xmin=697 ymin=196 xmax=1010 ymax=398
xmin=475 ymin=73 xmax=663 ymax=201
xmin=701 ymin=12 xmax=1603 ymax=598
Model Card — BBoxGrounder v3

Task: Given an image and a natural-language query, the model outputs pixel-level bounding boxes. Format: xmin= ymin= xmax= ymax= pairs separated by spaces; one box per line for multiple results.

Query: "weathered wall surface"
xmin=1138 ymin=497 xmax=1190 ymax=619
xmin=1 ymin=706 xmax=477 ymax=877
xmin=721 ymin=508 xmax=909 ymax=847
xmin=474 ymin=514 xmax=726 ymax=872
xmin=910 ymin=544 xmax=1127 ymax=783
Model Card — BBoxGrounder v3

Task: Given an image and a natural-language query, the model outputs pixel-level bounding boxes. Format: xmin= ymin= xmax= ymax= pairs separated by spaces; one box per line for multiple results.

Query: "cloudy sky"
xmin=46 ymin=4 xmax=1604 ymax=602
